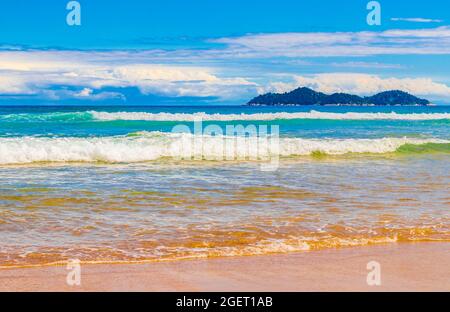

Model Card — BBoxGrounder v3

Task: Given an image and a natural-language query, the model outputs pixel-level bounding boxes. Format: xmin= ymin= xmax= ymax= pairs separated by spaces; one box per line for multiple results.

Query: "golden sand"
xmin=0 ymin=242 xmax=448 ymax=291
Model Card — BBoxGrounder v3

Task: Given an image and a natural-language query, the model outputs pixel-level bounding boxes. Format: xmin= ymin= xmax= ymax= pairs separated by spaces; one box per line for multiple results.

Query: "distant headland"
xmin=247 ymin=87 xmax=430 ymax=106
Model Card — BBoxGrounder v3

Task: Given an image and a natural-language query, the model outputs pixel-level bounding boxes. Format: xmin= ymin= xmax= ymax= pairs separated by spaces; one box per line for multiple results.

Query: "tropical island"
xmin=247 ymin=87 xmax=430 ymax=106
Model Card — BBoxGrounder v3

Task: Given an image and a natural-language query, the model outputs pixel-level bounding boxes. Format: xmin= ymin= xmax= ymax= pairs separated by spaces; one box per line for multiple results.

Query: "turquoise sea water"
xmin=0 ymin=105 xmax=449 ymax=267
xmin=1 ymin=105 xmax=449 ymax=139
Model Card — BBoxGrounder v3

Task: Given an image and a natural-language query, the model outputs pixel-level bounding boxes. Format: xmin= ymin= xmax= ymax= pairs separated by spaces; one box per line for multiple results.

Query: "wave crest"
xmin=0 ymin=112 xmax=92 ymax=122
xmin=90 ymin=110 xmax=450 ymax=121
xmin=1 ymin=110 xmax=449 ymax=122
xmin=0 ymin=133 xmax=447 ymax=165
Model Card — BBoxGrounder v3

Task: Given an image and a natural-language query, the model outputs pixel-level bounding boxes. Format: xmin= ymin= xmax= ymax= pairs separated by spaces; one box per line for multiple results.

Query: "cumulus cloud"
xmin=37 ymin=88 xmax=125 ymax=101
xmin=0 ymin=75 xmax=33 ymax=94
xmin=0 ymin=51 xmax=256 ymax=100
xmin=262 ymin=73 xmax=450 ymax=99
xmin=1 ymin=26 xmax=450 ymax=101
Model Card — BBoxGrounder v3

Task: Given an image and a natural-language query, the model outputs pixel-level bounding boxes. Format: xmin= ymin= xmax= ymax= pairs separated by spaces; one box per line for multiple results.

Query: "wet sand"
xmin=0 ymin=242 xmax=449 ymax=291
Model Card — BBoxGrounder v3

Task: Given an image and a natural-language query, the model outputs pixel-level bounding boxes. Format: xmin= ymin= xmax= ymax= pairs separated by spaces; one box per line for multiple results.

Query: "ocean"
xmin=0 ymin=105 xmax=449 ymax=267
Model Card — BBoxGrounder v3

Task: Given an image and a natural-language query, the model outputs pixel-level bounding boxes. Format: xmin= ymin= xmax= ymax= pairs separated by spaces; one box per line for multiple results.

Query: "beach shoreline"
xmin=1 ymin=242 xmax=448 ymax=292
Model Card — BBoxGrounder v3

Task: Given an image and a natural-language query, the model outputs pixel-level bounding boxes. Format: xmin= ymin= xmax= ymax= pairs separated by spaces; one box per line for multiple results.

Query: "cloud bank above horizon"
xmin=263 ymin=73 xmax=450 ymax=99
xmin=1 ymin=25 xmax=450 ymax=103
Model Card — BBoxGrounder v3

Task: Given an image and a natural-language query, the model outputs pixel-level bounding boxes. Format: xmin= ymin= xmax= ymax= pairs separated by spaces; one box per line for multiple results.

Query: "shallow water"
xmin=0 ymin=105 xmax=449 ymax=267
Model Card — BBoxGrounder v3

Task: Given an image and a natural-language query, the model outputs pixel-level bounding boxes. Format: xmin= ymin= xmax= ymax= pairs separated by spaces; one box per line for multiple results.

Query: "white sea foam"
xmin=90 ymin=110 xmax=450 ymax=121
xmin=0 ymin=133 xmax=447 ymax=165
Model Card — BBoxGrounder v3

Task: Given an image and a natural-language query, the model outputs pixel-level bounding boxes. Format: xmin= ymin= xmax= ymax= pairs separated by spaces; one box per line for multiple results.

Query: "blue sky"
xmin=0 ymin=0 xmax=449 ymax=104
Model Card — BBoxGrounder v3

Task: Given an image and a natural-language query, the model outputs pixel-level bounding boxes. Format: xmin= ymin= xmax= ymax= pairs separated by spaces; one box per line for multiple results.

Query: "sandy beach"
xmin=2 ymin=0 xmax=450 ymax=296
xmin=0 ymin=242 xmax=448 ymax=292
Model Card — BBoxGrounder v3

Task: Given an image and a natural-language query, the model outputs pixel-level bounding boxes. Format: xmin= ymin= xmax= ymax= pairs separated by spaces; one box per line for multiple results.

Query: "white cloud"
xmin=1 ymin=26 xmax=450 ymax=101
xmin=0 ymin=75 xmax=33 ymax=94
xmin=381 ymin=26 xmax=450 ymax=38
xmin=391 ymin=18 xmax=443 ymax=23
xmin=330 ymin=62 xmax=404 ymax=69
xmin=39 ymin=88 xmax=125 ymax=101
xmin=0 ymin=51 xmax=256 ymax=99
xmin=262 ymin=73 xmax=450 ymax=99
xmin=212 ymin=26 xmax=450 ymax=58
xmin=76 ymin=88 xmax=94 ymax=97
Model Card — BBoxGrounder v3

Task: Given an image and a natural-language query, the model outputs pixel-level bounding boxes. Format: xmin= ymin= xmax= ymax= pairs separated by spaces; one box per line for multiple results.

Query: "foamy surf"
xmin=90 ymin=110 xmax=450 ymax=121
xmin=0 ymin=133 xmax=447 ymax=165
xmin=1 ymin=110 xmax=449 ymax=122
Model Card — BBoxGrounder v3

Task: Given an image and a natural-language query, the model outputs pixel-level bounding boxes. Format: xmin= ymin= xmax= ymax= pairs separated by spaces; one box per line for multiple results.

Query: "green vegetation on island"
xmin=247 ymin=87 xmax=430 ymax=106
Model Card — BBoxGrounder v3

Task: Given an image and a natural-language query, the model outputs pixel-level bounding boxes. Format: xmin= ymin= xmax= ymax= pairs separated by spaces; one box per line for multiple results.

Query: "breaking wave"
xmin=0 ymin=132 xmax=448 ymax=165
xmin=0 ymin=112 xmax=92 ymax=122
xmin=1 ymin=110 xmax=449 ymax=122
xmin=90 ymin=110 xmax=450 ymax=121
